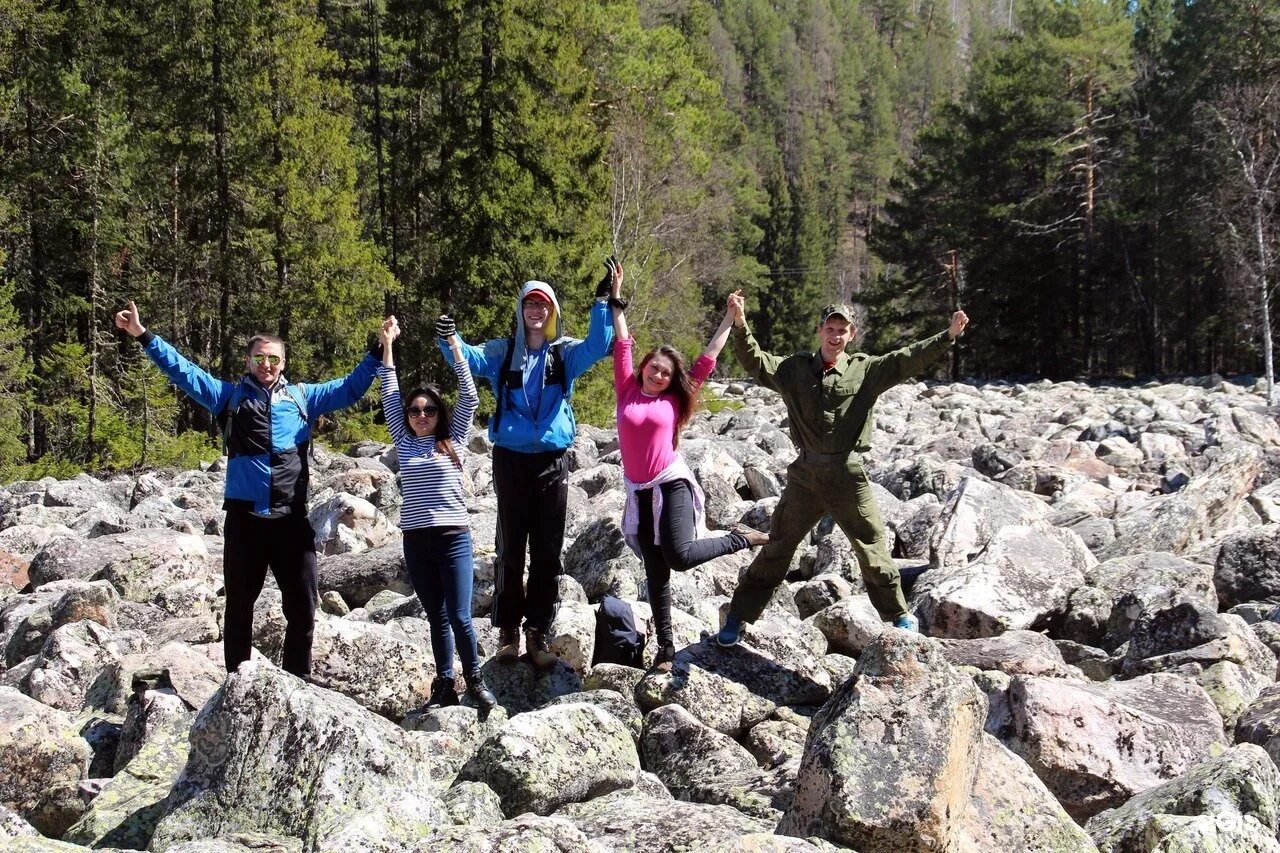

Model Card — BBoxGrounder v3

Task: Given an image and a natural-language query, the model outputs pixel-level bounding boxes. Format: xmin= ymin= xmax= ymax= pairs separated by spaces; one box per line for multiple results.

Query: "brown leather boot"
xmin=496 ymin=626 xmax=520 ymax=663
xmin=524 ymin=628 xmax=558 ymax=669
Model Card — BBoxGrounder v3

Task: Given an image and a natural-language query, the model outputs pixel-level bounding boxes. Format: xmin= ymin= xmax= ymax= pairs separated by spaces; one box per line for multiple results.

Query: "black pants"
xmin=222 ymin=511 xmax=319 ymax=676
xmin=637 ymin=479 xmax=749 ymax=651
xmin=491 ymin=445 xmax=568 ymax=634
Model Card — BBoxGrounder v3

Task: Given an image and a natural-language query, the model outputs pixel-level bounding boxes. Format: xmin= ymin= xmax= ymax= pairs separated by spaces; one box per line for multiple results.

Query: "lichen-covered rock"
xmin=556 ymin=795 xmax=774 ymax=852
xmin=405 ymin=814 xmax=598 ymax=852
xmin=543 ymin=689 xmax=642 ymax=742
xmin=0 ymin=686 xmax=90 ymax=836
xmin=308 ymin=493 xmax=396 ymax=556
xmin=1122 ymin=597 xmax=1277 ymax=680
xmin=1100 ymin=444 xmax=1261 ymax=560
xmin=936 ymin=630 xmax=1082 ymax=678
xmin=705 ymin=835 xmax=839 ymax=853
xmin=471 ymin=657 xmax=583 ymax=714
xmin=148 ymin=660 xmax=439 ymax=850
xmin=63 ymin=689 xmax=192 ymax=849
xmin=312 ymin=793 xmax=448 ymax=853
xmin=1212 ymin=524 xmax=1280 ymax=609
xmin=928 ymin=476 xmax=1049 ymax=570
xmin=454 ymin=702 xmax=639 ymax=817
xmin=640 ymin=704 xmax=787 ymax=818
xmin=1064 ymin=552 xmax=1218 ymax=648
xmin=87 ymin=642 xmax=224 ymax=717
xmin=1234 ymin=682 xmax=1280 ymax=767
xmin=1007 ymin=672 xmax=1227 ymax=820
xmin=561 ymin=518 xmax=644 ymax=602
xmin=1085 ymin=744 xmax=1280 ymax=852
xmin=5 ymin=621 xmax=152 ymax=712
xmin=301 ymin=616 xmax=435 ymax=718
xmin=916 ymin=524 xmax=1094 ymax=638
xmin=957 ymin=733 xmax=1098 ymax=852
xmin=440 ymin=781 xmax=505 ymax=829
xmin=0 ymin=803 xmax=38 ymax=839
xmin=547 ymin=601 xmax=596 ymax=675
xmin=1195 ymin=661 xmax=1271 ymax=730
xmin=808 ymin=596 xmax=885 ymax=657
xmin=29 ymin=530 xmax=212 ymax=592
xmin=316 ymin=542 xmax=411 ymax=608
xmin=778 ymin=631 xmax=987 ymax=850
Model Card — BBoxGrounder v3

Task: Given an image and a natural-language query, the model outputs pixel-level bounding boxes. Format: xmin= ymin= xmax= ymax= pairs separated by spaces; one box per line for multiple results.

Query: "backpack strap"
xmin=216 ymin=383 xmax=247 ymax=454
xmin=492 ymin=337 xmax=571 ymax=432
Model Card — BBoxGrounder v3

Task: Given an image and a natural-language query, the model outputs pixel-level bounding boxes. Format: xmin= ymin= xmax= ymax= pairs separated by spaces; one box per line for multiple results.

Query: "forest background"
xmin=0 ymin=0 xmax=1276 ymax=477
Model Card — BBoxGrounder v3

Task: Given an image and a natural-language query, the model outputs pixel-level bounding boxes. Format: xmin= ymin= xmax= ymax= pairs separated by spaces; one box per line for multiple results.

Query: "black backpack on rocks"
xmin=593 ymin=595 xmax=646 ymax=668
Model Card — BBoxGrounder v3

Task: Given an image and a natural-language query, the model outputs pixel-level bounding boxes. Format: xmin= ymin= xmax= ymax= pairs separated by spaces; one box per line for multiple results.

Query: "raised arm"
xmin=303 ymin=338 xmax=381 ymax=416
xmin=605 ymin=258 xmax=637 ymax=394
xmin=563 ymin=257 xmax=618 ymax=381
xmin=728 ymin=291 xmax=785 ymax=393
xmin=863 ymin=310 xmax=969 ymax=396
xmin=115 ymin=300 xmax=234 ymax=413
xmin=377 ymin=316 xmax=409 ymax=444
xmin=441 ymin=316 xmax=478 ymax=443
xmin=701 ymin=292 xmax=740 ymax=362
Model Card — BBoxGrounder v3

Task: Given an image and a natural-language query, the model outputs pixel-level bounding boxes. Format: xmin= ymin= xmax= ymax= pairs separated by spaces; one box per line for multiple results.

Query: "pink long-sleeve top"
xmin=615 ymin=336 xmax=716 ymax=483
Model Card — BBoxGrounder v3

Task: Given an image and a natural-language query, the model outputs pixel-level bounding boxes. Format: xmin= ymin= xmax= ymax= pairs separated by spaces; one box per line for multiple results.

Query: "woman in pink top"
xmin=608 ymin=259 xmax=768 ymax=672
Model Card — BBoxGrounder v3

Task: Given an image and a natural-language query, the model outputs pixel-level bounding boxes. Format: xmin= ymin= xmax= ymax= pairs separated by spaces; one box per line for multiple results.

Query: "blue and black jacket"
xmin=138 ymin=331 xmax=379 ymax=515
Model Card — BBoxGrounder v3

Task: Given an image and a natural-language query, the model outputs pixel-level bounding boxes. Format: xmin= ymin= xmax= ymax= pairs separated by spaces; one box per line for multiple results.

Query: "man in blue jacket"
xmin=441 ymin=272 xmax=615 ymax=667
xmin=115 ymin=301 xmax=380 ymax=677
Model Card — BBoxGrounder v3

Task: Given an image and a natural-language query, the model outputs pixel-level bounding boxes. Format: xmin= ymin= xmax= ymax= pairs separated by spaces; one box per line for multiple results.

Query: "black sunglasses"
xmin=407 ymin=405 xmax=439 ymax=418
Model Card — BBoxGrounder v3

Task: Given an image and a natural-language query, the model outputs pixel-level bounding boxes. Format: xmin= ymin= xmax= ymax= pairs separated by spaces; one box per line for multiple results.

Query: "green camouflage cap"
xmin=819 ymin=303 xmax=856 ymax=324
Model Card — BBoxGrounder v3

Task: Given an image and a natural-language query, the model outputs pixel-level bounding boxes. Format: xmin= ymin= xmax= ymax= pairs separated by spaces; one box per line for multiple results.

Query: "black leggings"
xmin=636 ymin=479 xmax=749 ymax=651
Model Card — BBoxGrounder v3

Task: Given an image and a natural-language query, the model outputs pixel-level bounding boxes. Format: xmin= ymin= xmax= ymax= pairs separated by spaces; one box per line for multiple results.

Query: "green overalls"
xmin=727 ymin=325 xmax=953 ymax=622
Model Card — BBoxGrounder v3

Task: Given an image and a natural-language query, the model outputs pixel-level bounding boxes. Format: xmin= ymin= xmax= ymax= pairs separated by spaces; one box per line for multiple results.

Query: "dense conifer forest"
xmin=0 ymin=0 xmax=1276 ymax=474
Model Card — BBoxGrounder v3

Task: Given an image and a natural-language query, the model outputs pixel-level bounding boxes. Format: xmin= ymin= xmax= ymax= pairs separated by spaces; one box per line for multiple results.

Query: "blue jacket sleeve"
xmin=562 ymin=298 xmax=615 ymax=382
xmin=139 ymin=332 xmax=235 ymax=414
xmin=440 ymin=336 xmax=504 ymax=393
xmin=302 ymin=353 xmax=380 ymax=416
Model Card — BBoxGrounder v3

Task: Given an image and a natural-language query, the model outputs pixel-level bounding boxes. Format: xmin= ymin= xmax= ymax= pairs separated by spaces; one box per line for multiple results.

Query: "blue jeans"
xmin=403 ymin=526 xmax=478 ymax=678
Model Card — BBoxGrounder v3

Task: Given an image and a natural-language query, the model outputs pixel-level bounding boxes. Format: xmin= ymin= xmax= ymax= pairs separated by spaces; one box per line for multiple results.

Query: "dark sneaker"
xmin=425 ymin=676 xmax=459 ymax=708
xmin=716 ymin=615 xmax=744 ymax=647
xmin=892 ymin=613 xmax=919 ymax=633
xmin=496 ymin=627 xmax=520 ymax=662
xmin=524 ymin=628 xmax=558 ymax=669
xmin=464 ymin=671 xmax=498 ymax=709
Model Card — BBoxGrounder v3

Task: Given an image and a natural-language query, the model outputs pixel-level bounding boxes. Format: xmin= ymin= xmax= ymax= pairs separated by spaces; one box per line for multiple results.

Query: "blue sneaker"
xmin=893 ymin=613 xmax=919 ymax=632
xmin=716 ymin=615 xmax=744 ymax=647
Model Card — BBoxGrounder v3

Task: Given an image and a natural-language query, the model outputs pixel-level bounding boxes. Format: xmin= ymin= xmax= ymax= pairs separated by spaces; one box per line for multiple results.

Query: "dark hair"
xmin=404 ymin=385 xmax=461 ymax=469
xmin=636 ymin=345 xmax=697 ymax=449
xmin=245 ymin=333 xmax=286 ymax=356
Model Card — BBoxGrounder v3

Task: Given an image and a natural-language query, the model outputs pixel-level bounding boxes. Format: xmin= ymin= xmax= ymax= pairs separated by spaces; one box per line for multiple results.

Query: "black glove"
xmin=436 ymin=315 xmax=457 ymax=340
xmin=595 ymin=256 xmax=618 ymax=299
xmin=366 ymin=333 xmax=384 ymax=360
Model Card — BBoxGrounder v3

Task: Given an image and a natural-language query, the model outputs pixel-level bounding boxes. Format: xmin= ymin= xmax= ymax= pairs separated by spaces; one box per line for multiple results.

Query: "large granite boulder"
xmin=777 ymin=631 xmax=987 ymax=850
xmin=316 ymin=542 xmax=411 ymax=609
xmin=454 ymin=702 xmax=639 ymax=817
xmin=1006 ymin=672 xmax=1227 ymax=820
xmin=916 ymin=524 xmax=1094 ymax=638
xmin=148 ymin=660 xmax=441 ymax=850
xmin=556 ymin=795 xmax=774 ymax=852
xmin=928 ymin=477 xmax=1049 ymax=570
xmin=1100 ymin=444 xmax=1260 ymax=559
xmin=1086 ymin=744 xmax=1280 ymax=852
xmin=0 ymin=686 xmax=90 ymax=836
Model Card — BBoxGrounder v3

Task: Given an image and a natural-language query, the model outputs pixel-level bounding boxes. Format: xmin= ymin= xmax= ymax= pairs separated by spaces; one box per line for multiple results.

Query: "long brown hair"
xmin=637 ymin=345 xmax=698 ymax=449
xmin=404 ymin=385 xmax=461 ymax=469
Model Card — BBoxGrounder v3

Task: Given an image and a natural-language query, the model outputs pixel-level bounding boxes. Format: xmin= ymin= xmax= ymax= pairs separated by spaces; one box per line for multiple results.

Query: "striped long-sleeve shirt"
xmin=380 ymin=360 xmax=478 ymax=530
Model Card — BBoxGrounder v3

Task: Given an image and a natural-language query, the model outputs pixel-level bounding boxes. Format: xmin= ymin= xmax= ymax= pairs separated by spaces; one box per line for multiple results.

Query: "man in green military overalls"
xmin=717 ymin=294 xmax=969 ymax=644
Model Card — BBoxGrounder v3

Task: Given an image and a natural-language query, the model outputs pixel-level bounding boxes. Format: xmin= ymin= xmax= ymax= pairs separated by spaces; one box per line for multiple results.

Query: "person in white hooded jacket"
xmin=439 ymin=272 xmax=616 ymax=666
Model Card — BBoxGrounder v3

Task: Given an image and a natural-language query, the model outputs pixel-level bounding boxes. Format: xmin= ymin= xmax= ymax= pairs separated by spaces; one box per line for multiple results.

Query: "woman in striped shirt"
xmin=379 ymin=314 xmax=496 ymax=709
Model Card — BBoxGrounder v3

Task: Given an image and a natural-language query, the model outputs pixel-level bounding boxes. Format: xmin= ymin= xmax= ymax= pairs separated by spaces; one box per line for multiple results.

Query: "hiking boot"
xmin=496 ymin=626 xmax=520 ymax=662
xmin=652 ymin=645 xmax=676 ymax=674
xmin=425 ymin=676 xmax=459 ymax=709
xmin=716 ymin=615 xmax=744 ymax=647
xmin=892 ymin=613 xmax=919 ymax=633
xmin=524 ymin=628 xmax=558 ymax=669
xmin=464 ymin=670 xmax=498 ymax=709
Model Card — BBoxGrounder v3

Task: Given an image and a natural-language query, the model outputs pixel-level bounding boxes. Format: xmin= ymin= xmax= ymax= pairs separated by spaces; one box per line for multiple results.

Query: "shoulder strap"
xmin=217 ymin=383 xmax=247 ymax=453
xmin=548 ymin=341 xmax=569 ymax=392
xmin=492 ymin=337 xmax=517 ymax=432
xmin=283 ymin=382 xmax=308 ymax=422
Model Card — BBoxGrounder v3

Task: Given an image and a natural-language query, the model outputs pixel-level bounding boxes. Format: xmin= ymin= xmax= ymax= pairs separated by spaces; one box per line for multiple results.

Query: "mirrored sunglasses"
xmin=250 ymin=354 xmax=282 ymax=366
